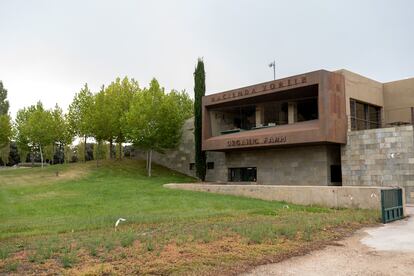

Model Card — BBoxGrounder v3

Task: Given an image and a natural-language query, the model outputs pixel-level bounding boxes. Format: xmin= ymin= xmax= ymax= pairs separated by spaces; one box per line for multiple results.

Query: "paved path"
xmin=243 ymin=206 xmax=414 ymax=276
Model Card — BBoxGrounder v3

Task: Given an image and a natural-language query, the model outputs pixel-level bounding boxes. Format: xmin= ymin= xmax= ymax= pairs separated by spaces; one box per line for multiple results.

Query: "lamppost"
xmin=268 ymin=60 xmax=276 ymax=80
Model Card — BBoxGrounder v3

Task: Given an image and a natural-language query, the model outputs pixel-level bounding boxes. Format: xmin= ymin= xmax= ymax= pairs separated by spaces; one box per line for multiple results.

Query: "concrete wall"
xmin=342 ymin=126 xmax=414 ymax=203
xmin=383 ymin=77 xmax=414 ymax=125
xmin=164 ymin=183 xmax=399 ymax=210
xmin=336 ymin=69 xmax=384 ymax=129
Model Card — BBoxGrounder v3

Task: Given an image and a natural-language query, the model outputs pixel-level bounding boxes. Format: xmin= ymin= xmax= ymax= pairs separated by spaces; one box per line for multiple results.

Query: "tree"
xmin=51 ymin=104 xmax=72 ymax=163
xmin=103 ymin=77 xmax=138 ymax=159
xmin=0 ymin=115 xmax=12 ymax=148
xmin=89 ymin=86 xmax=110 ymax=166
xmin=123 ymin=79 xmax=185 ymax=176
xmin=194 ymin=58 xmax=207 ymax=181
xmin=15 ymin=107 xmax=32 ymax=163
xmin=0 ymin=81 xmax=11 ymax=166
xmin=0 ymin=115 xmax=11 ymax=166
xmin=0 ymin=81 xmax=9 ymax=115
xmin=169 ymin=90 xmax=194 ymax=121
xmin=15 ymin=102 xmax=55 ymax=168
xmin=67 ymin=84 xmax=94 ymax=162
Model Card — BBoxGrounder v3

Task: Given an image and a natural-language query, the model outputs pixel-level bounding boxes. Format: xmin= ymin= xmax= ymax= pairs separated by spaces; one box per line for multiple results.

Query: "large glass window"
xmin=209 ymin=84 xmax=319 ymax=136
xmin=350 ymin=99 xmax=381 ymax=130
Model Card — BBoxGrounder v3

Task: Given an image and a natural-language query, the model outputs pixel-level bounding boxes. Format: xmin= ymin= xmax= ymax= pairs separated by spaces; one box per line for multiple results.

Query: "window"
xmin=330 ymin=165 xmax=342 ymax=183
xmin=350 ymin=99 xmax=381 ymax=130
xmin=228 ymin=167 xmax=257 ymax=182
xmin=207 ymin=162 xmax=214 ymax=170
xmin=189 ymin=163 xmax=195 ymax=170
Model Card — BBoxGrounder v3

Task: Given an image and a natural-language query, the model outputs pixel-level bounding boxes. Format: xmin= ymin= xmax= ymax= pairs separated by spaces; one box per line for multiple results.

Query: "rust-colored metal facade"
xmin=202 ymin=70 xmax=347 ymax=151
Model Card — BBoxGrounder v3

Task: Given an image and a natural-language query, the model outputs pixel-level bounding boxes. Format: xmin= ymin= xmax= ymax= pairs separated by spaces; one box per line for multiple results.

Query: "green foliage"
xmin=105 ymin=77 xmax=139 ymax=152
xmin=0 ymin=81 xmax=9 ymax=115
xmin=194 ymin=58 xmax=207 ymax=181
xmin=0 ymin=115 xmax=11 ymax=165
xmin=76 ymin=142 xmax=86 ymax=162
xmin=89 ymin=77 xmax=139 ymax=160
xmin=169 ymin=89 xmax=194 ymax=120
xmin=123 ymin=79 xmax=186 ymax=176
xmin=4 ymin=261 xmax=18 ymax=272
xmin=115 ymin=143 xmax=124 ymax=160
xmin=60 ymin=251 xmax=77 ymax=268
xmin=93 ymin=141 xmax=108 ymax=161
xmin=43 ymin=144 xmax=54 ymax=163
xmin=0 ymin=115 xmax=12 ymax=148
xmin=14 ymin=102 xmax=72 ymax=167
xmin=64 ymin=145 xmax=74 ymax=163
xmin=52 ymin=104 xmax=72 ymax=146
xmin=67 ymin=84 xmax=94 ymax=140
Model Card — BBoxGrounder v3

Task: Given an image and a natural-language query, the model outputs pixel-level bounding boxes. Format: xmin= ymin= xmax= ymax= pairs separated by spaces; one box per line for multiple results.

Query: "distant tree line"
xmin=0 ymin=77 xmax=193 ymax=176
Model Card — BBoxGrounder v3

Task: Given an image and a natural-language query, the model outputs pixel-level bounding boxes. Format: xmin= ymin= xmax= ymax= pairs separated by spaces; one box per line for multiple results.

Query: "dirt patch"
xmin=0 ymin=223 xmax=371 ymax=276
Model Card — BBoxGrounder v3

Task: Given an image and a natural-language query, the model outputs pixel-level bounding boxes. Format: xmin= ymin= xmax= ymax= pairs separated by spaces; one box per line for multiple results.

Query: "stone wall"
xmin=341 ymin=125 xmax=414 ymax=203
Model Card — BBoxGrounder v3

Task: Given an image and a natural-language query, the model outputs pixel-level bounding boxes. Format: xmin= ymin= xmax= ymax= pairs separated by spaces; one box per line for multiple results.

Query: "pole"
xmin=273 ymin=60 xmax=276 ymax=80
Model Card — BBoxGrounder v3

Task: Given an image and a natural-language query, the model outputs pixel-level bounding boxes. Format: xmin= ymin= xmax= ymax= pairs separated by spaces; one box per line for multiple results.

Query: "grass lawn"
xmin=0 ymin=160 xmax=379 ymax=275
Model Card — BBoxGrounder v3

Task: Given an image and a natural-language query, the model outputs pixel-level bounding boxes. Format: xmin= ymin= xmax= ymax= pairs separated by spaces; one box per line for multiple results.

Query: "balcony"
xmin=202 ymin=70 xmax=347 ymax=151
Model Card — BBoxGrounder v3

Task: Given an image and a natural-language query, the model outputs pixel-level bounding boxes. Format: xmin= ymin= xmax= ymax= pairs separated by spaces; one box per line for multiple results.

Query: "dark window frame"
xmin=350 ymin=99 xmax=381 ymax=130
xmin=228 ymin=167 xmax=257 ymax=182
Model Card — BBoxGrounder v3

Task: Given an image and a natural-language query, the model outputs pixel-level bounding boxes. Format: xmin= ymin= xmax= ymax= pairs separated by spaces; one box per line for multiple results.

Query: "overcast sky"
xmin=1 ymin=0 xmax=413 ymax=117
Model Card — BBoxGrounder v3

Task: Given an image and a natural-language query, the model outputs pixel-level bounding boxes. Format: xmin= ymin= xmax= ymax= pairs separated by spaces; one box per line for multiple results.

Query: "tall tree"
xmin=123 ymin=79 xmax=185 ymax=176
xmin=104 ymin=77 xmax=138 ymax=159
xmin=0 ymin=81 xmax=11 ymax=166
xmin=15 ymin=102 xmax=55 ymax=168
xmin=90 ymin=86 xmax=110 ymax=166
xmin=0 ymin=81 xmax=9 ymax=115
xmin=0 ymin=115 xmax=12 ymax=166
xmin=51 ymin=104 xmax=72 ymax=164
xmin=194 ymin=58 xmax=207 ymax=181
xmin=67 ymin=84 xmax=94 ymax=162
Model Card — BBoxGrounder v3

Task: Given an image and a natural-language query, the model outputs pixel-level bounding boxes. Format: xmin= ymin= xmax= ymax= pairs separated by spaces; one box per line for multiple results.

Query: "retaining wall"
xmin=164 ymin=183 xmax=405 ymax=210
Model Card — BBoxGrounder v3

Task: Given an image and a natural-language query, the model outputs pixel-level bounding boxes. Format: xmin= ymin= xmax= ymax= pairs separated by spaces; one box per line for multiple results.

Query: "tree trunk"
xmin=39 ymin=144 xmax=44 ymax=168
xmin=109 ymin=139 xmax=113 ymax=159
xmin=52 ymin=143 xmax=55 ymax=165
xmin=148 ymin=150 xmax=152 ymax=177
xmin=96 ymin=141 xmax=100 ymax=168
xmin=84 ymin=136 xmax=87 ymax=162
xmin=119 ymin=143 xmax=122 ymax=160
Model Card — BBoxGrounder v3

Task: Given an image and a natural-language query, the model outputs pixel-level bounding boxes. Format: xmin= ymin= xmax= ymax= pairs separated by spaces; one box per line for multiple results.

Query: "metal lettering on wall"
xmin=227 ymin=136 xmax=287 ymax=147
xmin=211 ymin=76 xmax=307 ymax=103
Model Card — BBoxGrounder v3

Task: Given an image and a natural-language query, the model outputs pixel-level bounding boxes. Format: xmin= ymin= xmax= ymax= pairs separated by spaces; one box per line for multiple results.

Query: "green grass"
xmin=0 ymin=160 xmax=380 ymax=275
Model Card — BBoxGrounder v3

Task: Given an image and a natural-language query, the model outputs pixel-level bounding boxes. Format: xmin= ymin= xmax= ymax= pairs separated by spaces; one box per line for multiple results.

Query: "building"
xmin=145 ymin=69 xmax=414 ymax=203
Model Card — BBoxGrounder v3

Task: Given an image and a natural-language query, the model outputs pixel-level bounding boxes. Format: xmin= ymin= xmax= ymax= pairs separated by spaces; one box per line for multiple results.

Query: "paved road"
xmin=243 ymin=206 xmax=414 ymax=276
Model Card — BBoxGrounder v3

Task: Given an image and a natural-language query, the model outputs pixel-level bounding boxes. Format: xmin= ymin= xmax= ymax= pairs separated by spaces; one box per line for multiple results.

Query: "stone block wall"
xmin=341 ymin=125 xmax=414 ymax=203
